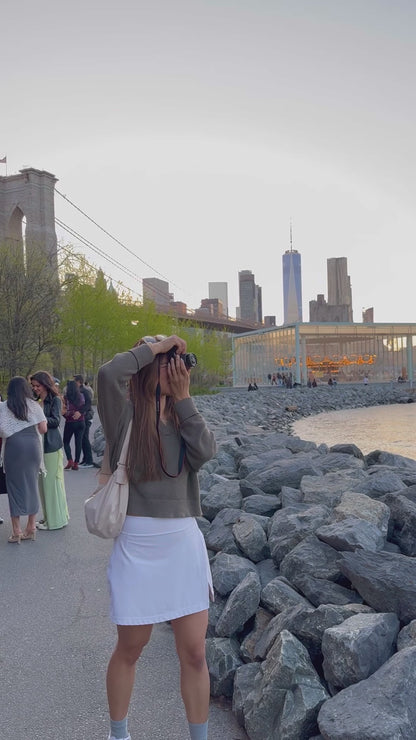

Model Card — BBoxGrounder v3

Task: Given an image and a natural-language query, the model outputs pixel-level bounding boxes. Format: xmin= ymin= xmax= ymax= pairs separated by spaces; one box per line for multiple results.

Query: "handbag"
xmin=84 ymin=421 xmax=132 ymax=538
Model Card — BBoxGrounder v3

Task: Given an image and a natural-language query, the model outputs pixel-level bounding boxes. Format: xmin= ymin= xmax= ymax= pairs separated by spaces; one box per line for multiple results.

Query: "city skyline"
xmin=1 ymin=1 xmax=415 ymax=323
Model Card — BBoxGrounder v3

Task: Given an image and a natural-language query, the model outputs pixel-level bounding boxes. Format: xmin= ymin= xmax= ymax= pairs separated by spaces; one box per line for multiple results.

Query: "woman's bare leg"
xmin=106 ymin=624 xmax=153 ymax=720
xmin=11 ymin=515 xmax=21 ymax=536
xmin=171 ymin=610 xmax=209 ymax=724
xmin=27 ymin=513 xmax=36 ymax=532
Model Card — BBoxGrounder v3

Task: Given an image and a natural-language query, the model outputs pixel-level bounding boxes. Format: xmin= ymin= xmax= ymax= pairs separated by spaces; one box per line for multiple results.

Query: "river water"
xmin=293 ymin=403 xmax=416 ymax=461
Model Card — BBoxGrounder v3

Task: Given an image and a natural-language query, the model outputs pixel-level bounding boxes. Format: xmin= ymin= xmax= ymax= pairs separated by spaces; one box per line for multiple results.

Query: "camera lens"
xmin=184 ymin=352 xmax=197 ymax=369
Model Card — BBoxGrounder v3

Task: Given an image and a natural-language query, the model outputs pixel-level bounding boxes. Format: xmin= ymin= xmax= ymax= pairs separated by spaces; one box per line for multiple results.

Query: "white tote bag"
xmin=84 ymin=421 xmax=132 ymax=539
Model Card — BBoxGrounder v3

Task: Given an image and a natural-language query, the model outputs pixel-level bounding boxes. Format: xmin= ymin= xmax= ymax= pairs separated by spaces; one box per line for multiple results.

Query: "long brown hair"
xmin=126 ymin=336 xmax=178 ymax=482
xmin=30 ymin=371 xmax=59 ymax=398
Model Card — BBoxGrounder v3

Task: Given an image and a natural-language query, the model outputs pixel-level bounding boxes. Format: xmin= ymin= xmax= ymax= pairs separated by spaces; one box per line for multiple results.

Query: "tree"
xmin=0 ymin=242 xmax=61 ymax=377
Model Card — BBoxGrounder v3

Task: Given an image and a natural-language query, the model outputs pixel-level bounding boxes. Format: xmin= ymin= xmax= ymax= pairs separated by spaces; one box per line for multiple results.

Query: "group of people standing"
xmin=62 ymin=375 xmax=94 ymax=471
xmin=0 ymin=371 xmax=94 ymax=543
xmin=267 ymin=371 xmax=294 ymax=387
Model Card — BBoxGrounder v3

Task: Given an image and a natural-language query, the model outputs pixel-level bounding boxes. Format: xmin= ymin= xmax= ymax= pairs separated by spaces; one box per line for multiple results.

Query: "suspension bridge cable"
xmin=56 ymin=220 xmax=143 ymax=300
xmin=55 ymin=188 xmax=183 ymax=289
xmin=55 ymin=217 xmax=179 ymax=305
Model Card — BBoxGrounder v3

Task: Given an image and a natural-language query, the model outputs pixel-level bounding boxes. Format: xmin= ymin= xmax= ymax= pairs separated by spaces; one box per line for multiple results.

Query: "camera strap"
xmin=155 ymin=361 xmax=186 ymax=478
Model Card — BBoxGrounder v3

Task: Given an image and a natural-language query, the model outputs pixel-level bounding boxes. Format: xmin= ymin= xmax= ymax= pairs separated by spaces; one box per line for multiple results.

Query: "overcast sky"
xmin=1 ymin=0 xmax=415 ymax=323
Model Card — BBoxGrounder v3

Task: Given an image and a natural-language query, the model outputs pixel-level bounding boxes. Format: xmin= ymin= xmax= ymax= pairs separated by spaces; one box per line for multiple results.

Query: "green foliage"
xmin=0 ymin=241 xmax=61 ymax=377
xmin=0 ymin=242 xmax=232 ymax=390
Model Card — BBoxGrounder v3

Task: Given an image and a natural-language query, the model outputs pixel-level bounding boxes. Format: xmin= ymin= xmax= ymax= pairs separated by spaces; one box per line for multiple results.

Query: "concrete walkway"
xmin=0 ymin=464 xmax=247 ymax=740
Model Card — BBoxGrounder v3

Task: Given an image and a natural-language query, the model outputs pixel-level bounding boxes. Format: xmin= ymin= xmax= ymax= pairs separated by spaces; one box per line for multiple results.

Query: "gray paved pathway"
xmin=0 ymin=460 xmax=247 ymax=740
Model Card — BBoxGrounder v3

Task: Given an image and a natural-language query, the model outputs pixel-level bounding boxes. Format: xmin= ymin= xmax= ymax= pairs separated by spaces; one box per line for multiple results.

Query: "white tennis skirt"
xmin=108 ymin=515 xmax=213 ymax=625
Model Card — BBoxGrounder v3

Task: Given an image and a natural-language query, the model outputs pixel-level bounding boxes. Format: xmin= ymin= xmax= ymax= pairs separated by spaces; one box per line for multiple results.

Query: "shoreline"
xmin=195 ymin=382 xmax=415 ymax=441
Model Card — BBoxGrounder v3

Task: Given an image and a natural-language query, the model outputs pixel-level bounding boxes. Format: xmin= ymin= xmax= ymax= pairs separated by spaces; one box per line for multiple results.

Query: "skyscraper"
xmin=238 ymin=270 xmax=260 ymax=323
xmin=282 ymin=226 xmax=303 ymax=324
xmin=327 ymin=257 xmax=353 ymax=321
xmin=208 ymin=281 xmax=228 ymax=317
xmin=309 ymin=256 xmax=354 ymax=322
xmin=142 ymin=277 xmax=171 ymax=307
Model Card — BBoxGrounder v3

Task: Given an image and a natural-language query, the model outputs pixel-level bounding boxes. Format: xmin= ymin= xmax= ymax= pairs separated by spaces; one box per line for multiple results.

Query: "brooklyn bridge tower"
xmin=0 ymin=167 xmax=58 ymax=272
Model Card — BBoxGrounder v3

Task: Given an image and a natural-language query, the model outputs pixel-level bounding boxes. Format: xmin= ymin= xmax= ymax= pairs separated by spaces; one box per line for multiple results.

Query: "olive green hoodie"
xmin=97 ymin=344 xmax=216 ymax=518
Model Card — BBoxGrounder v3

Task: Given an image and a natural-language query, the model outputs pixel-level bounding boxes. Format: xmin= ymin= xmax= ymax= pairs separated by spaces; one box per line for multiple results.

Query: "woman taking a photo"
xmin=97 ymin=334 xmax=216 ymax=740
xmin=0 ymin=376 xmax=47 ymax=543
xmin=31 ymin=371 xmax=69 ymax=530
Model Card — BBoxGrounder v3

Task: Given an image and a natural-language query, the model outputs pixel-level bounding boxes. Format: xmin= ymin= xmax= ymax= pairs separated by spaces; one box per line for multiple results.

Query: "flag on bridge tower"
xmin=0 ymin=156 xmax=7 ymax=164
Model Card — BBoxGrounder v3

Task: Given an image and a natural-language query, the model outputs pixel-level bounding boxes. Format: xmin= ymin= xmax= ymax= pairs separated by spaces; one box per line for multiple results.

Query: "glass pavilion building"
xmin=232 ymin=322 xmax=416 ymax=386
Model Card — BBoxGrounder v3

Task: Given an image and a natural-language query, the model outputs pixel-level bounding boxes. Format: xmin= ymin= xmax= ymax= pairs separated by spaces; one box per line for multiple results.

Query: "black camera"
xmin=167 ymin=346 xmax=198 ymax=369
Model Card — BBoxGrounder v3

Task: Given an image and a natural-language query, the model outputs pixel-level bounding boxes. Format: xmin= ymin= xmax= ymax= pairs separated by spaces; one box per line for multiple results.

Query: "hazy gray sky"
xmin=2 ymin=0 xmax=415 ymax=322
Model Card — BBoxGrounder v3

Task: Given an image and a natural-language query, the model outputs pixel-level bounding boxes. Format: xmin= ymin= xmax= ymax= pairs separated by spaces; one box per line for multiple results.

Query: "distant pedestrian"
xmin=74 ymin=374 xmax=94 ymax=467
xmin=62 ymin=380 xmax=86 ymax=470
xmin=0 ymin=376 xmax=47 ymax=543
xmin=363 ymin=375 xmax=369 ymax=385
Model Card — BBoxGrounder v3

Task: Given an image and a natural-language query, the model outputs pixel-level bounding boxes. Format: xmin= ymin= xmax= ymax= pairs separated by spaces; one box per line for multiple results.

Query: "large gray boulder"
xmin=280 ymin=535 xmax=345 ymax=587
xmin=205 ymin=637 xmax=243 ymax=697
xmin=204 ymin=507 xmax=244 ymax=554
xmin=339 ymin=550 xmax=416 ymax=623
xmin=241 ymin=493 xmax=281 ymax=516
xmin=215 ymin=571 xmax=261 ymax=637
xmin=382 ymin=492 xmax=416 ymax=556
xmin=318 ymin=646 xmax=416 ymax=739
xmin=301 ymin=470 xmax=367 ymax=507
xmin=260 ymin=577 xmax=311 ymax=614
xmin=243 ymin=630 xmax=329 ymax=740
xmin=255 ymin=558 xmax=280 ymax=588
xmin=322 ymin=612 xmax=400 ymax=693
xmin=204 ymin=521 xmax=241 ymax=555
xmin=316 ymin=516 xmax=385 ymax=552
xmin=210 ymin=552 xmax=258 ymax=596
xmin=314 ymin=452 xmax=365 ymax=474
xmin=329 ymin=443 xmax=365 ymax=460
xmin=253 ymin=603 xmax=372 ymax=663
xmin=240 ymin=607 xmax=274 ymax=662
xmin=232 ymin=516 xmax=270 ymax=562
xmin=239 ymin=448 xmax=291 ymax=478
xmin=201 ymin=481 xmax=242 ymax=520
xmin=332 ymin=491 xmax=390 ymax=536
xmin=289 ymin=603 xmax=375 ymax=665
xmin=397 ymin=619 xmax=416 ymax=651
xmin=292 ymin=574 xmax=363 ymax=608
xmin=232 ymin=662 xmax=262 ymax=727
xmin=269 ymin=505 xmax=331 ymax=565
xmin=246 ymin=454 xmax=321 ymax=493
xmin=281 ymin=485 xmax=304 ymax=507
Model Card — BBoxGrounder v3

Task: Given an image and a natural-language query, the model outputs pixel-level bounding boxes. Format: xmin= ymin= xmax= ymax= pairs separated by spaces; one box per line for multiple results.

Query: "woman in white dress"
xmin=97 ymin=334 xmax=216 ymax=740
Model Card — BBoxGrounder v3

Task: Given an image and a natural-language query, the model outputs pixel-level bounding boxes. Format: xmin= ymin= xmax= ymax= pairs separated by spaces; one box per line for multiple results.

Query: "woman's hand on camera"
xmin=167 ymin=353 xmax=191 ymax=401
xmin=149 ymin=335 xmax=186 ymax=357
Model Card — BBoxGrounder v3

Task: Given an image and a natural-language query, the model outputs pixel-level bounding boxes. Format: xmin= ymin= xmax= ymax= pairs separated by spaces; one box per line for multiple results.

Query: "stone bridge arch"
xmin=0 ymin=167 xmax=58 ymax=271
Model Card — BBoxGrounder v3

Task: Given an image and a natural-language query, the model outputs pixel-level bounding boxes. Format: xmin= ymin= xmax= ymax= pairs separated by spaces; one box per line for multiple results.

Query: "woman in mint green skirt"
xmin=31 ymin=371 xmax=69 ymax=530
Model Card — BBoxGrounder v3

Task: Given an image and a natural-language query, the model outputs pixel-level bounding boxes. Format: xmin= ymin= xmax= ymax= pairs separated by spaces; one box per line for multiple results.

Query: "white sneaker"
xmin=108 ymin=735 xmax=131 ymax=740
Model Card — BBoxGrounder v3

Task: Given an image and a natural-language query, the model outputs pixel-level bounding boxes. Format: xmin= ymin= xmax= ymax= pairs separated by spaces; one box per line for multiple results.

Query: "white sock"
xmin=188 ymin=720 xmax=208 ymax=740
xmin=109 ymin=716 xmax=128 ymax=739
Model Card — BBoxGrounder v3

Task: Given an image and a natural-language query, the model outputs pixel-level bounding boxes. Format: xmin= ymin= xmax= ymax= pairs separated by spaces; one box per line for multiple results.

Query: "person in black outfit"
xmin=62 ymin=380 xmax=85 ymax=471
xmin=74 ymin=375 xmax=94 ymax=468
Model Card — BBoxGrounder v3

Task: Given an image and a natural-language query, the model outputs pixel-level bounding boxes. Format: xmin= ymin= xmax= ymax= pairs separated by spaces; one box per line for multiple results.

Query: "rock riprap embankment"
xmin=190 ymin=385 xmax=416 ymax=740
xmin=91 ymin=385 xmax=415 ymax=738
